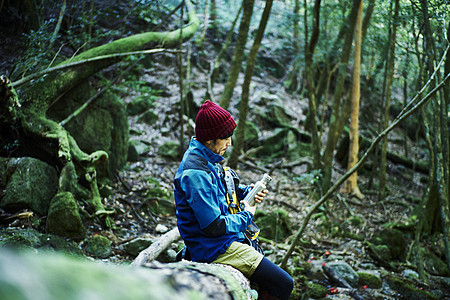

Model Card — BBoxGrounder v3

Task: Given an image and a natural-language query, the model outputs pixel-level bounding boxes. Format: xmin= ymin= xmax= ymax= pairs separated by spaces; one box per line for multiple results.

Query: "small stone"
xmin=155 ymin=224 xmax=169 ymax=233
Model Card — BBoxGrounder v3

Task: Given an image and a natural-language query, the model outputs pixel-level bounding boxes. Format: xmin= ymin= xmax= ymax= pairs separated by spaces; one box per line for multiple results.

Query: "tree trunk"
xmin=340 ymin=0 xmax=363 ymax=199
xmin=321 ymin=0 xmax=361 ymax=191
xmin=219 ymin=0 xmax=255 ymax=110
xmin=303 ymin=0 xmax=322 ymax=169
xmin=228 ymin=0 xmax=273 ymax=169
xmin=378 ymin=0 xmax=399 ymax=201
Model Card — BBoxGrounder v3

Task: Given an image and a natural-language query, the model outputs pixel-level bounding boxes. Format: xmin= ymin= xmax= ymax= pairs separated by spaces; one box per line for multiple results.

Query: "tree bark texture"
xmin=321 ymin=0 xmax=361 ymax=191
xmin=341 ymin=0 xmax=363 ymax=199
xmin=304 ymin=0 xmax=322 ymax=170
xmin=378 ymin=0 xmax=399 ymax=201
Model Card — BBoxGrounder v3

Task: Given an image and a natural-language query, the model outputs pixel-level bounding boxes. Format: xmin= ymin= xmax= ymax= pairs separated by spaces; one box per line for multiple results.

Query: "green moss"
xmin=255 ymin=208 xmax=291 ymax=241
xmin=46 ymin=192 xmax=86 ymax=240
xmin=421 ymin=247 xmax=450 ymax=276
xmin=372 ymin=244 xmax=392 ymax=260
xmin=385 ymin=275 xmax=436 ymax=300
xmin=243 ymin=121 xmax=260 ymax=150
xmin=127 ymin=95 xmax=155 ymax=116
xmin=85 ymin=235 xmax=112 ymax=258
xmin=0 ymin=228 xmax=83 ymax=256
xmin=357 ymin=271 xmax=382 ymax=289
xmin=2 ymin=157 xmax=58 ymax=216
xmin=348 ymin=215 xmax=364 ymax=226
xmin=305 ymin=282 xmax=328 ymax=298
xmin=158 ymin=142 xmax=179 ymax=160
xmin=139 ymin=110 xmax=158 ymax=126
xmin=0 ymin=232 xmax=34 ymax=250
xmin=370 ymin=228 xmax=406 ymax=259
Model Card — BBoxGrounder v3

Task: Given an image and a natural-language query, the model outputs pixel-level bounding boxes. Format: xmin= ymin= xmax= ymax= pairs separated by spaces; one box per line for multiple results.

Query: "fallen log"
xmin=131 ymin=226 xmax=181 ymax=267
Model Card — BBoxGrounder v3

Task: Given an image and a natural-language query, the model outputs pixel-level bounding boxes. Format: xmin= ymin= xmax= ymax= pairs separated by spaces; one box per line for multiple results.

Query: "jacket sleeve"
xmin=236 ymin=183 xmax=252 ymax=201
xmin=180 ymin=169 xmax=253 ymax=236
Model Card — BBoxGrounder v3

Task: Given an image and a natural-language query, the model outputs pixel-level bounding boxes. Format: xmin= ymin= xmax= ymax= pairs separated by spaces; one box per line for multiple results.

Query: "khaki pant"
xmin=212 ymin=241 xmax=264 ymax=277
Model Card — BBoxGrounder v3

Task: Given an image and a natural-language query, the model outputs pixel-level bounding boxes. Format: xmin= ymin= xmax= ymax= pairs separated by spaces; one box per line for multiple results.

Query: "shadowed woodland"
xmin=0 ymin=0 xmax=449 ymax=299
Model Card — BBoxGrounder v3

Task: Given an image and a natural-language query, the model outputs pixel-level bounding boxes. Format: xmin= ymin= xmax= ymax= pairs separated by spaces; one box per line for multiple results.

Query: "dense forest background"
xmin=0 ymin=0 xmax=449 ymax=299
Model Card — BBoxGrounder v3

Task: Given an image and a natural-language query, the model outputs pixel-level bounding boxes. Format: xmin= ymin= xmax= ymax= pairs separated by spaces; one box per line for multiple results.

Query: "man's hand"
xmin=250 ymin=183 xmax=269 ymax=204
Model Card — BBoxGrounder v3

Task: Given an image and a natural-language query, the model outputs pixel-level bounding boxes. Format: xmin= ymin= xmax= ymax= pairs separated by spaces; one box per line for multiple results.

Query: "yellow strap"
xmin=226 ymin=192 xmax=241 ymax=214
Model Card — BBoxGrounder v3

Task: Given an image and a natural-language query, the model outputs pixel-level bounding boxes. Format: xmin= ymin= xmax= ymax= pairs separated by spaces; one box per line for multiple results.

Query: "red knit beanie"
xmin=195 ymin=100 xmax=237 ymax=142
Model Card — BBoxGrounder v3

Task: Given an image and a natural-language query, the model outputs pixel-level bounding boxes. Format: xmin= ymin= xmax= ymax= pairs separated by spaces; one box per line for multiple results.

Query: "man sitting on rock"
xmin=174 ymin=100 xmax=293 ymax=300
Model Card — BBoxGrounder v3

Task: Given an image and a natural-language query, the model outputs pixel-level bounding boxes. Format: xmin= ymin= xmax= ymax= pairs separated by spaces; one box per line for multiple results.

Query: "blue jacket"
xmin=174 ymin=138 xmax=253 ymax=263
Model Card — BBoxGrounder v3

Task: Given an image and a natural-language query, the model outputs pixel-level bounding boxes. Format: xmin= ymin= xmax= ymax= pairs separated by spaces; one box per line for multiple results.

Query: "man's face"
xmin=205 ymin=137 xmax=232 ymax=156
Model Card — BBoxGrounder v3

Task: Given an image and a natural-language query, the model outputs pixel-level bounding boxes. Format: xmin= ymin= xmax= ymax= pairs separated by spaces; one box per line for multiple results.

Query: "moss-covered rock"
xmin=0 ymin=228 xmax=83 ymax=256
xmin=0 ymin=248 xmax=209 ymax=300
xmin=372 ymin=244 xmax=392 ymax=261
xmin=1 ymin=157 xmax=58 ymax=216
xmin=243 ymin=121 xmax=260 ymax=151
xmin=256 ymin=128 xmax=288 ymax=157
xmin=385 ymin=274 xmax=437 ymax=300
xmin=305 ymin=282 xmax=328 ymax=299
xmin=255 ymin=127 xmax=311 ymax=161
xmin=138 ymin=110 xmax=158 ymax=126
xmin=127 ymin=95 xmax=155 ymax=116
xmin=47 ymin=87 xmax=129 ymax=178
xmin=357 ymin=271 xmax=382 ymax=288
xmin=421 ymin=247 xmax=450 ymax=276
xmin=158 ymin=141 xmax=179 ymax=160
xmin=259 ymin=102 xmax=294 ymax=128
xmin=85 ymin=234 xmax=112 ymax=258
xmin=127 ymin=139 xmax=151 ymax=162
xmin=370 ymin=228 xmax=406 ymax=260
xmin=46 ymin=192 xmax=86 ymax=240
xmin=255 ymin=208 xmax=291 ymax=241
xmin=323 ymin=261 xmax=359 ymax=288
xmin=121 ymin=237 xmax=154 ymax=257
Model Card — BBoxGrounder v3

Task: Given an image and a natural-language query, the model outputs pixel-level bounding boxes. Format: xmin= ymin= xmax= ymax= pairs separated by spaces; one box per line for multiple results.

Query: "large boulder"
xmin=1 ymin=157 xmax=58 ymax=216
xmin=254 ymin=128 xmax=311 ymax=161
